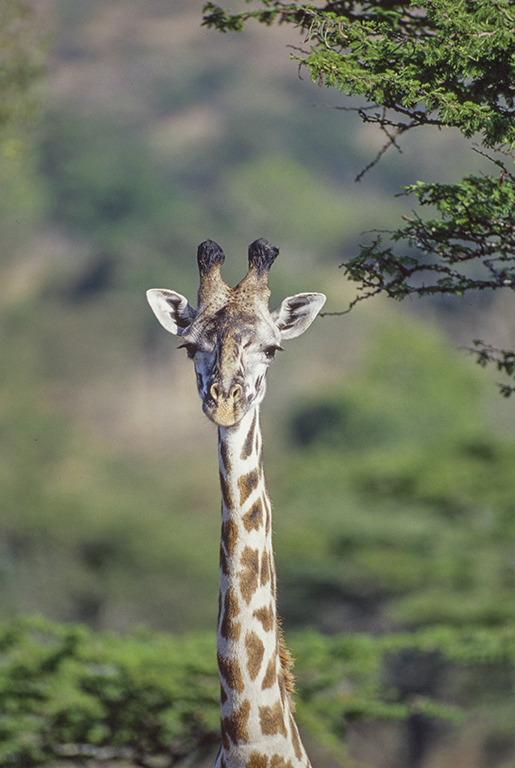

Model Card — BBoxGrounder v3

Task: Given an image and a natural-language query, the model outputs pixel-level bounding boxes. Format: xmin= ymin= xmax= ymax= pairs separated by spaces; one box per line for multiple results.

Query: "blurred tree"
xmin=4 ymin=616 xmax=515 ymax=768
xmin=0 ymin=1 xmax=42 ymax=139
xmin=0 ymin=0 xmax=46 ymax=222
xmin=40 ymin=113 xmax=174 ymax=246
xmin=279 ymin=321 xmax=515 ymax=765
xmin=203 ymin=0 xmax=515 ymax=393
xmin=280 ymin=320 xmax=515 ymax=631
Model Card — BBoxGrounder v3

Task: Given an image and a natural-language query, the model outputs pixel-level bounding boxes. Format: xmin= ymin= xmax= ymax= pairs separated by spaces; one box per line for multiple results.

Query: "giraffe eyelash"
xmin=263 ymin=345 xmax=284 ymax=360
xmin=177 ymin=342 xmax=198 ymax=359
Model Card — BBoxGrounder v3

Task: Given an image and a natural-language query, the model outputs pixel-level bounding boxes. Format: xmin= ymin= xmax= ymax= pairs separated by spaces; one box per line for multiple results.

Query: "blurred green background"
xmin=2 ymin=1 xmax=515 ymax=766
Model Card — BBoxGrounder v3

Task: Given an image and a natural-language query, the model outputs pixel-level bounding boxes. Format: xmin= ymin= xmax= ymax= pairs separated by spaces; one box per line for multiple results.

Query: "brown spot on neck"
xmin=241 ymin=410 xmax=257 ymax=461
xmin=239 ymin=546 xmax=260 ymax=605
xmin=258 ymin=700 xmax=288 ymax=738
xmin=261 ymin=657 xmax=277 ymax=690
xmin=220 ymin=542 xmax=229 ymax=575
xmin=260 ymin=550 xmax=271 ymax=586
xmin=220 ymin=471 xmax=234 ymax=511
xmin=290 ymin=714 xmax=304 ymax=761
xmin=220 ymin=587 xmax=241 ymax=642
xmin=217 ymin=654 xmax=244 ymax=693
xmin=247 ymin=752 xmax=268 ymax=768
xmin=253 ymin=603 xmax=274 ymax=632
xmin=243 ymin=498 xmax=263 ymax=532
xmin=270 ymin=757 xmax=295 ymax=768
xmin=245 ymin=630 xmax=265 ymax=680
xmin=221 ymin=519 xmax=238 ymax=557
xmin=238 ymin=468 xmax=259 ymax=506
xmin=220 ymin=437 xmax=232 ymax=474
xmin=221 ymin=699 xmax=251 ymax=750
xmin=246 ymin=754 xmax=296 ymax=768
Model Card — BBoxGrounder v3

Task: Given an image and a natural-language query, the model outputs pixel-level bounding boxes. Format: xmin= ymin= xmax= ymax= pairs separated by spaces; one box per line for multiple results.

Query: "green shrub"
xmin=0 ymin=618 xmax=220 ymax=767
xmin=2 ymin=618 xmax=515 ymax=766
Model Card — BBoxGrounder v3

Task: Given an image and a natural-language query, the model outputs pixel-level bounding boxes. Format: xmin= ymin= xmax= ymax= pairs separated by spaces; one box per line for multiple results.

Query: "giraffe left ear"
xmin=146 ymin=289 xmax=197 ymax=335
xmin=271 ymin=292 xmax=326 ymax=340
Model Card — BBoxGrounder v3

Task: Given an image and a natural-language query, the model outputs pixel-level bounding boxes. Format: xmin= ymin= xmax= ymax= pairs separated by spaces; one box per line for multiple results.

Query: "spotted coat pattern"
xmin=215 ymin=407 xmax=311 ymax=768
xmin=146 ymin=240 xmax=325 ymax=768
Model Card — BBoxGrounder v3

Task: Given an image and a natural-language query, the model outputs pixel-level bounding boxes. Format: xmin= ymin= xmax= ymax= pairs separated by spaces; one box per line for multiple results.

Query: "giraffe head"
xmin=147 ymin=239 xmax=326 ymax=427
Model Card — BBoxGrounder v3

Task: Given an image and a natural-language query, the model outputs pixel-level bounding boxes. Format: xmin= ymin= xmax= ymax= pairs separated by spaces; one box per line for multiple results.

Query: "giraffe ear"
xmin=146 ymin=289 xmax=197 ymax=335
xmin=271 ymin=292 xmax=326 ymax=340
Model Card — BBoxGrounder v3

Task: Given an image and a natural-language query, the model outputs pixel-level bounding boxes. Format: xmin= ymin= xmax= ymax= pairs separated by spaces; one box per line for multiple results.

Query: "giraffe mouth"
xmin=203 ymin=399 xmax=245 ymax=428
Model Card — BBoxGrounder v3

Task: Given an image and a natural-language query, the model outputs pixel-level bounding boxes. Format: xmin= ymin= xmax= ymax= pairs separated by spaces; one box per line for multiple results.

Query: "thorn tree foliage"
xmin=203 ymin=0 xmax=515 ymax=394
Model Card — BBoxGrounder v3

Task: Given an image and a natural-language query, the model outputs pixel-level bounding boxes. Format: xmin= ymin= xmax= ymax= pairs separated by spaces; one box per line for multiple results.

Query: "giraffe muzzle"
xmin=205 ymin=381 xmax=245 ymax=427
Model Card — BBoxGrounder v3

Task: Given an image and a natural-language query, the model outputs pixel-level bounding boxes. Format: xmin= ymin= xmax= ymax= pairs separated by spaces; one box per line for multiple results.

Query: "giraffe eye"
xmin=264 ymin=345 xmax=282 ymax=360
xmin=178 ymin=342 xmax=198 ymax=359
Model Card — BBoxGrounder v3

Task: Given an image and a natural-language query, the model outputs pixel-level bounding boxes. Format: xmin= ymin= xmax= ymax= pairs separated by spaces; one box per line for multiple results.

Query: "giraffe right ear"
xmin=146 ymin=289 xmax=197 ymax=335
xmin=271 ymin=292 xmax=326 ymax=340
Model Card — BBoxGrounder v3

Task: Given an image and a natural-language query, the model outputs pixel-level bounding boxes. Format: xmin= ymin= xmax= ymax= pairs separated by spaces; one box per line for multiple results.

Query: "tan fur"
xmin=278 ymin=633 xmax=296 ymax=702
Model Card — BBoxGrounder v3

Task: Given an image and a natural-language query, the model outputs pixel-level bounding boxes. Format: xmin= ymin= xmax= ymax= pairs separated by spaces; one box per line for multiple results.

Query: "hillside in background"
xmin=2 ymin=1 xmax=515 ymax=766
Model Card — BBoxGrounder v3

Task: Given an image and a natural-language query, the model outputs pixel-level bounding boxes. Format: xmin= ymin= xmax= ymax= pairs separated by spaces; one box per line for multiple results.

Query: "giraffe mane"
xmin=278 ymin=623 xmax=297 ymax=707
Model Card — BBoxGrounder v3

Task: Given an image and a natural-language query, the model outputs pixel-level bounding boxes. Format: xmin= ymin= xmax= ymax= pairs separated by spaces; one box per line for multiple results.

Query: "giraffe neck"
xmin=216 ymin=406 xmax=311 ymax=768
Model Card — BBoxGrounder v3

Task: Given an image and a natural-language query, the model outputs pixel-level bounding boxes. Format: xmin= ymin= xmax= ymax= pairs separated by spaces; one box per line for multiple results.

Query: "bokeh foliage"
xmin=279 ymin=320 xmax=515 ymax=630
xmin=3 ymin=617 xmax=515 ymax=767
xmin=0 ymin=0 xmax=46 ymax=224
xmin=0 ymin=617 xmax=220 ymax=767
xmin=2 ymin=1 xmax=515 ymax=765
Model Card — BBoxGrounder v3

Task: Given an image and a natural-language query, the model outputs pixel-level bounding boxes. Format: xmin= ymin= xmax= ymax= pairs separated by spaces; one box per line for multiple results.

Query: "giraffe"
xmin=146 ymin=238 xmax=326 ymax=768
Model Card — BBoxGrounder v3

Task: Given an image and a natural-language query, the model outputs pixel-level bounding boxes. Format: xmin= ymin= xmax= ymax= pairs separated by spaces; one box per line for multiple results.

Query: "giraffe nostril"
xmin=230 ymin=384 xmax=243 ymax=402
xmin=210 ymin=382 xmax=242 ymax=404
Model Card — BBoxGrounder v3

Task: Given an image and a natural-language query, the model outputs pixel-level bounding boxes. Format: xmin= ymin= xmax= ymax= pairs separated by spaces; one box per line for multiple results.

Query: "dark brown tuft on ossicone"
xmin=248 ymin=238 xmax=279 ymax=276
xmin=197 ymin=239 xmax=226 ymax=275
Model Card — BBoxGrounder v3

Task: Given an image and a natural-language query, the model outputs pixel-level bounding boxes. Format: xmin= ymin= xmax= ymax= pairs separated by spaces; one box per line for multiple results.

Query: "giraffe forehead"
xmin=190 ymin=301 xmax=278 ymax=349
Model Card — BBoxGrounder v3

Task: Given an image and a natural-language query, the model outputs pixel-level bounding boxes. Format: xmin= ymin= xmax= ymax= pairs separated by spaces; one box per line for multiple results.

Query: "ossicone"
xmin=197 ymin=240 xmax=226 ymax=276
xmin=248 ymin=238 xmax=279 ymax=277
